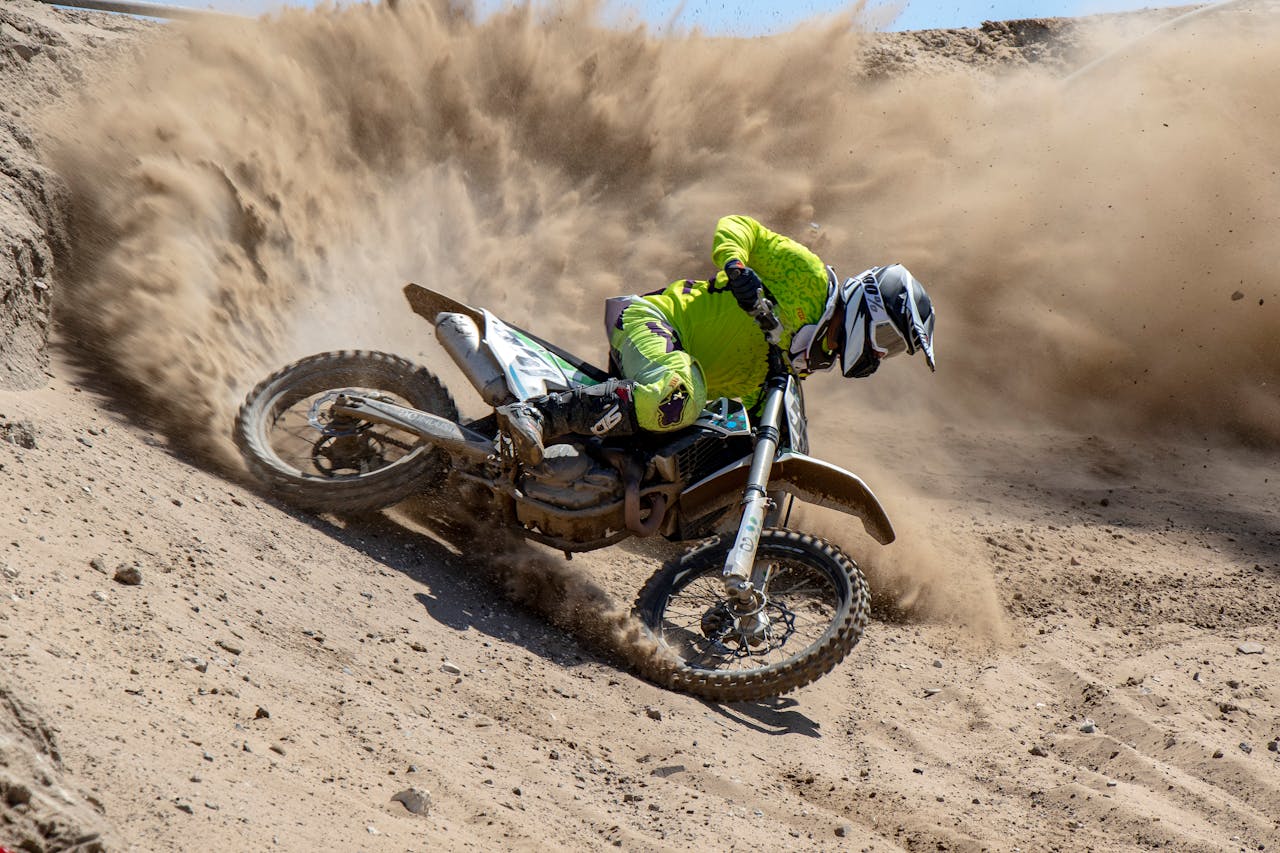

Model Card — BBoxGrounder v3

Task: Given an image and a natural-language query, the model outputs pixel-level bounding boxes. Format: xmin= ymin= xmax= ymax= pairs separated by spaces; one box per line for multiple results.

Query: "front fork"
xmin=721 ymin=375 xmax=788 ymax=642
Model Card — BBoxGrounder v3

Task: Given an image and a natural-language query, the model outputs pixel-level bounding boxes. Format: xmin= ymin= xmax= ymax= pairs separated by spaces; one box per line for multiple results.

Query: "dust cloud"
xmin=46 ymin=1 xmax=1280 ymax=459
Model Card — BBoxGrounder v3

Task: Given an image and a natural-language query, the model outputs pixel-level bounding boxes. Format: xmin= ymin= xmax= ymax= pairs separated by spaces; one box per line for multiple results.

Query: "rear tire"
xmin=633 ymin=529 xmax=869 ymax=702
xmin=234 ymin=350 xmax=459 ymax=513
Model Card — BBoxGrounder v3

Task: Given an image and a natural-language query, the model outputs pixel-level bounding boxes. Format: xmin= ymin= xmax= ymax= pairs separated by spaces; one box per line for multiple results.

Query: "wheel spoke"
xmin=262 ymin=388 xmax=428 ymax=478
xmin=655 ymin=551 xmax=843 ymax=676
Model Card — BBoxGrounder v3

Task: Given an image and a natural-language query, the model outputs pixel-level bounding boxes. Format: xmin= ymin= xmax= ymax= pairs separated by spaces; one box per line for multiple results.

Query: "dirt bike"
xmin=234 ymin=284 xmax=896 ymax=701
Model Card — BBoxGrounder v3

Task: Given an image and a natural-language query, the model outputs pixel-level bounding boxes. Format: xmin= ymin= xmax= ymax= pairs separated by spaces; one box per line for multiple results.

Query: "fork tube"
xmin=722 ymin=377 xmax=787 ymax=592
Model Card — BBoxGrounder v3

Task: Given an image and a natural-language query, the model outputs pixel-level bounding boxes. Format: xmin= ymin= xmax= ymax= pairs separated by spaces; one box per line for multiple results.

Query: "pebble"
xmin=0 ymin=420 xmax=38 ymax=449
xmin=2 ymin=564 xmax=18 ymax=581
xmin=217 ymin=640 xmax=244 ymax=656
xmin=269 ymin=744 xmax=286 ymax=756
xmin=89 ymin=557 xmax=108 ymax=574
xmin=391 ymin=787 xmax=431 ymax=815
xmin=923 ymin=688 xmax=942 ymax=698
xmin=175 ymin=801 xmax=194 ymax=815
xmin=440 ymin=661 xmax=462 ymax=675
xmin=1079 ymin=720 xmax=1096 ymax=734
xmin=650 ymin=765 xmax=685 ymax=778
xmin=113 ymin=563 xmax=143 ymax=586
xmin=1236 ymin=642 xmax=1265 ymax=655
xmin=1029 ymin=745 xmax=1049 ymax=757
xmin=77 ymin=436 xmax=94 ymax=448
xmin=91 ymin=590 xmax=108 ymax=602
xmin=255 ymin=707 xmax=270 ymax=720
xmin=1213 ymin=749 xmax=1225 ymax=759
xmin=1267 ymin=741 xmax=1278 ymax=753
xmin=645 ymin=706 xmax=663 ymax=721
xmin=1239 ymin=742 xmax=1252 ymax=754
xmin=835 ymin=824 xmax=852 ymax=837
xmin=932 ymin=660 xmax=943 ymax=668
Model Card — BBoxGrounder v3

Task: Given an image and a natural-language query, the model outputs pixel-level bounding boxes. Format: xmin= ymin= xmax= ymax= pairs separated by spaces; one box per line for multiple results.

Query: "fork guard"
xmin=679 ymin=451 xmax=896 ymax=545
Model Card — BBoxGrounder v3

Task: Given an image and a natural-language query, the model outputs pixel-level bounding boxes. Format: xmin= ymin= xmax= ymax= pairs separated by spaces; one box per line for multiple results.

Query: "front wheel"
xmin=633 ymin=529 xmax=869 ymax=702
xmin=234 ymin=350 xmax=459 ymax=513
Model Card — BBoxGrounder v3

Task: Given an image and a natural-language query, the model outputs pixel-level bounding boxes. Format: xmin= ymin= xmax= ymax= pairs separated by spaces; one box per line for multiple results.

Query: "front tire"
xmin=234 ymin=350 xmax=459 ymax=513
xmin=634 ymin=529 xmax=869 ymax=702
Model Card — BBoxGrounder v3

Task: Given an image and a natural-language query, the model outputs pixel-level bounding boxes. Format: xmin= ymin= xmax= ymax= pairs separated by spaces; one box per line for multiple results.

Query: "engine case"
xmin=515 ymin=444 xmax=627 ymax=544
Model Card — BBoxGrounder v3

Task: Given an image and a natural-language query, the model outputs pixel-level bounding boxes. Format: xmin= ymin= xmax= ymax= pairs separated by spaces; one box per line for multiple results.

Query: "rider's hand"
xmin=724 ymin=259 xmax=764 ymax=311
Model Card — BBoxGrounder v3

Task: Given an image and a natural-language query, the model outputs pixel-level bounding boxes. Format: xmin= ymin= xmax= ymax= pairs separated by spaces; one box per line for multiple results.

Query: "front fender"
xmin=679 ymin=451 xmax=896 ymax=545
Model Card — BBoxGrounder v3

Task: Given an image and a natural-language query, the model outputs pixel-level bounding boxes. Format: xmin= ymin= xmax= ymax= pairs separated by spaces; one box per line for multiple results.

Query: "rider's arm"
xmin=711 ymin=214 xmax=772 ymax=269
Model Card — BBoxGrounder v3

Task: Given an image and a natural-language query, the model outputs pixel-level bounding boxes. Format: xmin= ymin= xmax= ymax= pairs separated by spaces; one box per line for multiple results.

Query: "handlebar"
xmin=745 ymin=291 xmax=783 ymax=346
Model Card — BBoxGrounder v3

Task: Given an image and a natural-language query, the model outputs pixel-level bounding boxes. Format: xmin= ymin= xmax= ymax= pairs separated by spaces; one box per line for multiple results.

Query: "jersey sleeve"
xmin=711 ymin=214 xmax=772 ymax=269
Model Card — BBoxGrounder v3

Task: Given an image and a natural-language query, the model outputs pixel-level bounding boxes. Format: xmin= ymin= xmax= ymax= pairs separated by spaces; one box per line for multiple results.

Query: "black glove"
xmin=724 ymin=259 xmax=764 ymax=311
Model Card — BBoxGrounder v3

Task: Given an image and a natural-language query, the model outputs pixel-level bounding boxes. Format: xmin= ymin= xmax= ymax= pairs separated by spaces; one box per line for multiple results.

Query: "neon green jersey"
xmin=635 ymin=215 xmax=830 ymax=409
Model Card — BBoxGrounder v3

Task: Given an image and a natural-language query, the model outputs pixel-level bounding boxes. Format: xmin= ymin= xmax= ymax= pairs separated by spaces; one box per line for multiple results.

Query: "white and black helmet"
xmin=837 ymin=264 xmax=936 ymax=378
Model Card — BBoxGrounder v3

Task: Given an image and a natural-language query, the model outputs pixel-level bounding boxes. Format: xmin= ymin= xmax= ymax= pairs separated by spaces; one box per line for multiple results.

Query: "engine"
xmin=519 ymin=443 xmax=623 ymax=510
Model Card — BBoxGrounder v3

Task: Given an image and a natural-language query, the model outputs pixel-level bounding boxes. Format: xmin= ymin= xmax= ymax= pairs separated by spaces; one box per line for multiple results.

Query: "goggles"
xmin=863 ymin=280 xmax=908 ymax=359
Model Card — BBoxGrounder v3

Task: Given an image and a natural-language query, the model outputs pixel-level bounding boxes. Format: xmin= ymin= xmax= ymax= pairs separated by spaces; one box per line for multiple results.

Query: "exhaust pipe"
xmin=435 ymin=312 xmax=514 ymax=407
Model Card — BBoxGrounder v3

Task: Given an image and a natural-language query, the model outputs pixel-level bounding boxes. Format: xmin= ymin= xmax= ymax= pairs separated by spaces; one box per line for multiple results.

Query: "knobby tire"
xmin=633 ymin=529 xmax=869 ymax=702
xmin=234 ymin=350 xmax=458 ymax=513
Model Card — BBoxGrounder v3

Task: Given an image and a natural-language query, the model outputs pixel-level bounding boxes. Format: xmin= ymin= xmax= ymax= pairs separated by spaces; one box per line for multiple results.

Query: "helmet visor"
xmin=900 ymin=278 xmax=936 ymax=371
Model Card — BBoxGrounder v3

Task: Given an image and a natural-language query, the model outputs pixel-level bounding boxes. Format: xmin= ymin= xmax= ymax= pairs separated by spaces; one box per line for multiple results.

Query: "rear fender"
xmin=678 ymin=451 xmax=895 ymax=545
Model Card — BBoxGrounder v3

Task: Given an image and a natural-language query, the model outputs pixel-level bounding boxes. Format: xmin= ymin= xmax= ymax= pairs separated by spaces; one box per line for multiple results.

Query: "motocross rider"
xmin=497 ymin=214 xmax=936 ymax=464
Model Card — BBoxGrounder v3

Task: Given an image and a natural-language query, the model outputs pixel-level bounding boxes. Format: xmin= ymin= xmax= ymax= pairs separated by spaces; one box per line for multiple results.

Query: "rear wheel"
xmin=234 ymin=350 xmax=459 ymax=513
xmin=634 ymin=529 xmax=869 ymax=702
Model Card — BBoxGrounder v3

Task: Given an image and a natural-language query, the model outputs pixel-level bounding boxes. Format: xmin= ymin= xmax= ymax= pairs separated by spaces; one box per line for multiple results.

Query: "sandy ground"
xmin=4 ymin=350 xmax=1277 ymax=852
xmin=1 ymin=2 xmax=1278 ymax=852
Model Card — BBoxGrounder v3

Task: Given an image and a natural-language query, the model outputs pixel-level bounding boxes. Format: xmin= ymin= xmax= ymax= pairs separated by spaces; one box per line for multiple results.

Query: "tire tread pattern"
xmin=633 ymin=529 xmax=870 ymax=702
xmin=234 ymin=350 xmax=459 ymax=513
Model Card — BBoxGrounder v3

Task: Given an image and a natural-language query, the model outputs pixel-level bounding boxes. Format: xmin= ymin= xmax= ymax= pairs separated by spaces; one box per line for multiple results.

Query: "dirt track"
xmin=1 ymin=2 xmax=1278 ymax=851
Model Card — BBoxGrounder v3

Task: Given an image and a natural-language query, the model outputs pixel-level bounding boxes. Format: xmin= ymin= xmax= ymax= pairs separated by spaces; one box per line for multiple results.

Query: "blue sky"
xmin=503 ymin=1 xmax=1178 ymax=34
xmin=174 ymin=0 xmax=1183 ymax=33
